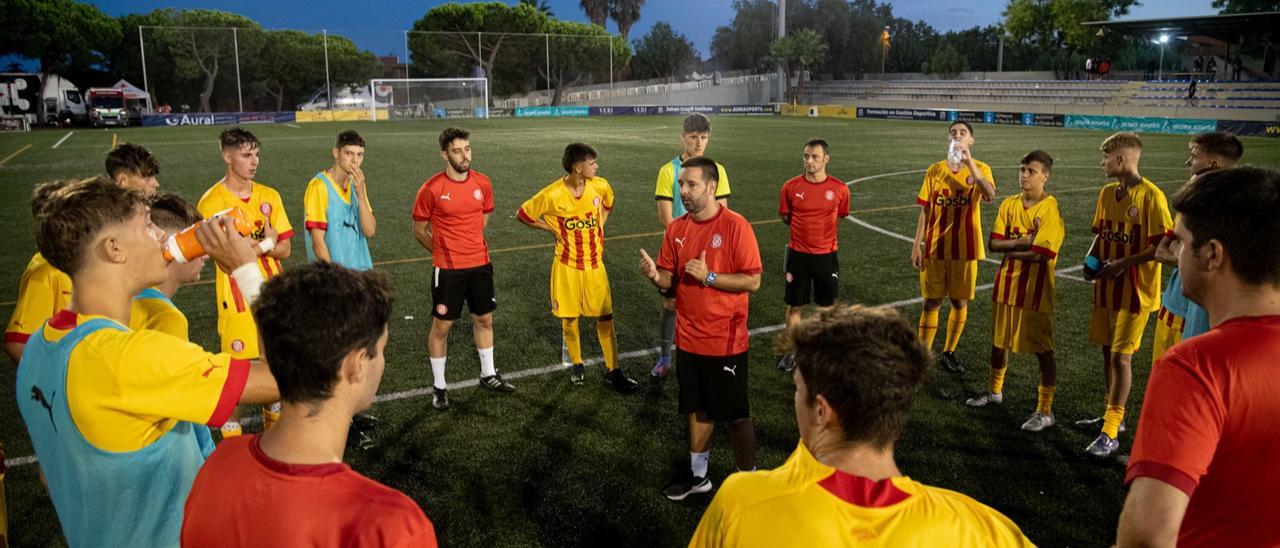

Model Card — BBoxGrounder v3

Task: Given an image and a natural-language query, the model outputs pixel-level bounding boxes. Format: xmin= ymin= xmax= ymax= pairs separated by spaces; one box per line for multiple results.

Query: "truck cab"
xmin=87 ymin=88 xmax=128 ymax=127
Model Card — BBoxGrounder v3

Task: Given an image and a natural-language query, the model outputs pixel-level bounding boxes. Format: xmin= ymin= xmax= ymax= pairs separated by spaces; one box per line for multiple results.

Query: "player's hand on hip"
xmin=197 ymin=216 xmax=258 ymax=273
xmin=638 ymin=249 xmax=658 ymax=280
xmin=684 ymin=251 xmax=709 ymax=280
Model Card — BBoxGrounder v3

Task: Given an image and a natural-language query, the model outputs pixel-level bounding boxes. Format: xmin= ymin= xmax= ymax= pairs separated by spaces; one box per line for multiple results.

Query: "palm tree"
xmin=519 ymin=0 xmax=554 ymax=17
xmin=610 ymin=0 xmax=644 ymax=40
xmin=770 ymin=29 xmax=828 ymax=103
xmin=580 ymin=0 xmax=609 ymax=29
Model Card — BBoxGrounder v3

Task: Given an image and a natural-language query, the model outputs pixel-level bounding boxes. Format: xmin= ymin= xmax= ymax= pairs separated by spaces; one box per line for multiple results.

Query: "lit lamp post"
xmin=1156 ymin=34 xmax=1169 ymax=81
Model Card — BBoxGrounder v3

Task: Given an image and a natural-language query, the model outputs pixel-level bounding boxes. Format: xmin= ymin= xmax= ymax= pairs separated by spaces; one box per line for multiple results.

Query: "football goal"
xmin=369 ymin=78 xmax=490 ymax=121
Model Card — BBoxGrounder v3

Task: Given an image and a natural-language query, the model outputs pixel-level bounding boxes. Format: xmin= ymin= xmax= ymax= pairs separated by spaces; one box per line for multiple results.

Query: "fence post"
xmin=404 ymin=31 xmax=410 ymax=78
xmin=608 ymin=39 xmax=613 ymax=106
xmin=323 ymin=29 xmax=332 ymax=110
xmin=139 ymin=26 xmax=152 ymax=114
xmin=545 ymin=34 xmax=551 ymax=104
xmin=233 ymin=27 xmax=243 ymax=113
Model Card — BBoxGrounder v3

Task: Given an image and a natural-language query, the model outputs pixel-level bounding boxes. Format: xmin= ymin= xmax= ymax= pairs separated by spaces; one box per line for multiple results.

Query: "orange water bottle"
xmin=162 ymin=208 xmax=254 ymax=263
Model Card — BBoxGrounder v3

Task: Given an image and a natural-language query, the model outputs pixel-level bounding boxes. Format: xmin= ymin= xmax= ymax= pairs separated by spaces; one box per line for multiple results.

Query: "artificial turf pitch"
xmin=1 ymin=116 xmax=1277 ymax=546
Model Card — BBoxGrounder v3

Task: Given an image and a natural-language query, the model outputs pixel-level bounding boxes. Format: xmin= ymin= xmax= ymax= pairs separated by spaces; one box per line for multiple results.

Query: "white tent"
xmin=111 ymin=80 xmax=149 ymax=100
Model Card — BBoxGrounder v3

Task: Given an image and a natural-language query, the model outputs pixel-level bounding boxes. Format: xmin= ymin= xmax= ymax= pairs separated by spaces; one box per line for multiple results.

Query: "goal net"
xmin=369 ymin=78 xmax=489 ymax=121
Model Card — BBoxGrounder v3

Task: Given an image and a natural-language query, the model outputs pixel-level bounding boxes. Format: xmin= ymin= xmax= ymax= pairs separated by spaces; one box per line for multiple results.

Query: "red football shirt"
xmin=657 ymin=207 xmax=762 ymax=357
xmin=778 ymin=175 xmax=850 ymax=254
xmin=182 ymin=435 xmax=437 ymax=548
xmin=1126 ymin=315 xmax=1280 ymax=546
xmin=412 ymin=170 xmax=495 ymax=269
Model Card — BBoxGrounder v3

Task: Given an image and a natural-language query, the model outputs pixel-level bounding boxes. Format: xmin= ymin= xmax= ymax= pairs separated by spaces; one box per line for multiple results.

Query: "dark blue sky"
xmin=87 ymin=0 xmax=1219 ymax=60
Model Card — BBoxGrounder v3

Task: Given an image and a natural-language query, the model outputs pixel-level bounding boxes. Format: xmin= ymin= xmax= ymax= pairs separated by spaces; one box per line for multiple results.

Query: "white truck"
xmin=296 ymin=85 xmax=387 ymax=111
xmin=0 ymin=73 xmax=87 ymax=126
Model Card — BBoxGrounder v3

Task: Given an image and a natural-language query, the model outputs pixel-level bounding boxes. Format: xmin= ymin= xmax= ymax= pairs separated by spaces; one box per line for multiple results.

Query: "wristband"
xmin=258 ymin=236 xmax=276 ymax=255
xmin=230 ymin=263 xmax=266 ymax=306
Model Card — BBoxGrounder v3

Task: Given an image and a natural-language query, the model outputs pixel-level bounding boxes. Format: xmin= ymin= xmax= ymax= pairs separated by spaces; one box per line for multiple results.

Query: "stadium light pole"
xmin=1157 ymin=34 xmax=1169 ymax=81
xmin=777 ymin=0 xmax=786 ymax=103
xmin=404 ymin=31 xmax=410 ymax=78
xmin=138 ymin=26 xmax=152 ymax=114
xmin=323 ymin=29 xmax=332 ymax=111
xmin=233 ymin=27 xmax=243 ymax=113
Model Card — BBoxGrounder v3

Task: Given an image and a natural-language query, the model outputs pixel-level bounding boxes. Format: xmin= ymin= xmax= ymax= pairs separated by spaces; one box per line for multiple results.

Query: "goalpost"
xmin=369 ymin=78 xmax=490 ymax=121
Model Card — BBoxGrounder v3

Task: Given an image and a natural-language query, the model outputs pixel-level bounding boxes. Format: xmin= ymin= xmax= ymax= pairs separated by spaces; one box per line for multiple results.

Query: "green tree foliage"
xmin=610 ymin=0 xmax=645 ymax=40
xmin=711 ymin=0 xmax=776 ymax=73
xmin=1212 ymin=0 xmax=1280 ymax=12
xmin=540 ymin=20 xmax=630 ymax=104
xmin=1004 ymin=0 xmax=1136 ymax=78
xmin=923 ymin=43 xmax=969 ymax=77
xmin=410 ymin=2 xmax=549 ymax=97
xmin=631 ymin=22 xmax=699 ymax=81
xmin=580 ymin=0 xmax=610 ymax=28
xmin=519 ymin=0 xmax=555 ymax=17
xmin=246 ymin=31 xmax=381 ymax=111
xmin=0 ymin=0 xmax=120 ymax=119
xmin=770 ymin=28 xmax=828 ymax=102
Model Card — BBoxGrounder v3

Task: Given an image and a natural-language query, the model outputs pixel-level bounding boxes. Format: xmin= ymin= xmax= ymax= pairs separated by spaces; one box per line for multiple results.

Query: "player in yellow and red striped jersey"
xmin=964 ymin=151 xmax=1064 ymax=433
xmin=1078 ymin=132 xmax=1174 ymax=459
xmin=518 ymin=143 xmax=638 ymax=392
xmin=196 ymin=128 xmax=294 ymax=437
xmin=911 ymin=121 xmax=996 ymax=374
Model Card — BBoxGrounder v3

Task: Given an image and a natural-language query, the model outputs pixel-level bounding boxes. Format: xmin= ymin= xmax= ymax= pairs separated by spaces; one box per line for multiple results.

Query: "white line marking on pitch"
xmin=284 ymin=123 xmax=301 ymax=128
xmin=0 ymin=165 xmax=1091 ymax=470
xmin=51 ymin=131 xmax=74 ymax=149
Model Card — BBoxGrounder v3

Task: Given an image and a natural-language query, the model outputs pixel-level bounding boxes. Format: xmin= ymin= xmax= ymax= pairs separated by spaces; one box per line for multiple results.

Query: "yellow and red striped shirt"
xmin=518 ymin=176 xmax=613 ymax=271
xmin=196 ymin=181 xmax=293 ymax=315
xmin=991 ymin=194 xmax=1064 ymax=313
xmin=1091 ymin=178 xmax=1173 ymax=313
xmin=916 ymin=160 xmax=995 ymax=261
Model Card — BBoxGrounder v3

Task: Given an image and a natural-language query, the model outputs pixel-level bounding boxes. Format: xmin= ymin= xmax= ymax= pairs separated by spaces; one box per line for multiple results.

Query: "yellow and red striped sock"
xmin=918 ymin=309 xmax=940 ymax=350
xmin=943 ymin=307 xmax=968 ymax=353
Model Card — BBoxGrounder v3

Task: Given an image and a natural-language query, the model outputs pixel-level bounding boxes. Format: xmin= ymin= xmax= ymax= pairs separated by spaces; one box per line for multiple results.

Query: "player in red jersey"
xmin=1118 ymin=167 xmax=1280 ymax=547
xmin=639 ymin=156 xmax=763 ymax=501
xmin=183 ymin=262 xmax=436 ymax=547
xmin=412 ymin=128 xmax=514 ymax=411
xmin=775 ymin=138 xmax=849 ymax=372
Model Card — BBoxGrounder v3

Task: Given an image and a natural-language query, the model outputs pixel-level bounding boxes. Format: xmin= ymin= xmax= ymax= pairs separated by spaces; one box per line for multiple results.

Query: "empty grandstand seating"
xmin=1123 ymin=81 xmax=1280 ymax=110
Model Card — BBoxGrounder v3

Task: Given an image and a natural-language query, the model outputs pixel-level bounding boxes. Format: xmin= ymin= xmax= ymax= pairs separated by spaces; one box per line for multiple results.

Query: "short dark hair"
xmin=562 ymin=142 xmax=598 ymax=173
xmin=804 ymin=138 xmax=829 ymax=154
xmin=682 ymin=113 xmax=711 ymax=134
xmin=438 ymin=127 xmax=469 ymax=151
xmin=1173 ymin=166 xmax=1280 ymax=287
xmin=220 ymin=127 xmax=260 ymax=151
xmin=253 ymin=262 xmax=395 ymax=405
xmin=105 ymin=143 xmax=159 ymax=179
xmin=336 ymin=129 xmax=365 ymax=149
xmin=1021 ymin=150 xmax=1054 ymax=173
xmin=948 ymin=121 xmax=973 ymax=135
xmin=36 ymin=176 xmax=148 ymax=275
xmin=1191 ymin=132 xmax=1243 ymax=161
xmin=787 ymin=305 xmax=931 ymax=449
xmin=148 ymin=193 xmax=202 ymax=233
xmin=31 ymin=180 xmax=71 ymax=220
xmin=680 ymin=156 xmax=719 ymax=186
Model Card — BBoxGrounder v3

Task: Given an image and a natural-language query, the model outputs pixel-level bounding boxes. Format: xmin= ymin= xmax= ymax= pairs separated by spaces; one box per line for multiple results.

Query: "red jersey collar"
xmin=251 ymin=435 xmax=351 ymax=477
xmin=818 ymin=470 xmax=912 ymax=508
xmin=48 ymin=309 xmax=78 ymax=330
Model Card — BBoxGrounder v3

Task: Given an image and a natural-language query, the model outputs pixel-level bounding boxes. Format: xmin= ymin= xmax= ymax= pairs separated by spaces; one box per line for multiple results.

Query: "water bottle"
xmin=947 ymin=139 xmax=964 ymax=165
xmin=162 ymin=208 xmax=253 ymax=263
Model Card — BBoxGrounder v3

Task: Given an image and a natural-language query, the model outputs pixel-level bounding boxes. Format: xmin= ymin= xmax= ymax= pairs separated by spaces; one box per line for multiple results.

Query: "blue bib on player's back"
xmin=305 ymin=171 xmax=373 ymax=270
xmin=670 ymin=156 xmax=686 ymax=218
xmin=15 ymin=318 xmax=207 ymax=548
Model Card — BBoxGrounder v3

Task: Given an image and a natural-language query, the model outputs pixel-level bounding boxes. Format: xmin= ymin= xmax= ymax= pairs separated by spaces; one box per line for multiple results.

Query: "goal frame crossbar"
xmin=369 ymin=78 xmax=490 ymax=121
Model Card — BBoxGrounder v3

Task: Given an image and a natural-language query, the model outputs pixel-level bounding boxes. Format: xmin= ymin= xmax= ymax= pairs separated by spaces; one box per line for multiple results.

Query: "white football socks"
xmin=691 ymin=451 xmax=710 ymax=478
xmin=478 ymin=347 xmax=496 ymax=377
xmin=430 ymin=357 xmax=447 ymax=390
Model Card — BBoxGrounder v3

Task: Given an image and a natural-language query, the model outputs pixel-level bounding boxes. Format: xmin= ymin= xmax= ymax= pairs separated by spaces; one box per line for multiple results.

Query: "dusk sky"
xmin=87 ymin=0 xmax=1222 ymax=59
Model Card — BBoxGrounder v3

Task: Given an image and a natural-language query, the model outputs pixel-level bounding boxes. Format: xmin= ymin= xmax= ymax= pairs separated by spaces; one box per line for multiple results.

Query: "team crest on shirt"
xmin=711 ymin=234 xmax=723 ymax=249
xmin=259 ymin=202 xmax=272 ymax=216
xmin=825 ymin=190 xmax=835 ymax=201
xmin=472 ymin=189 xmax=483 ymax=201
xmin=436 ymin=304 xmax=448 ymax=316
xmin=966 ymin=176 xmax=975 ymax=185
xmin=593 ymin=196 xmax=601 ymax=207
xmin=785 ymin=272 xmax=793 ymax=283
xmin=1127 ymin=205 xmax=1139 ymax=219
xmin=230 ymin=339 xmax=245 ymax=353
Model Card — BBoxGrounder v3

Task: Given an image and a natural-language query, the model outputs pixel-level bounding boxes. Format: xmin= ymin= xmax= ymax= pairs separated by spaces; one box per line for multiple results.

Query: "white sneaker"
xmin=1086 ymin=433 xmax=1120 ymax=458
xmin=965 ymin=392 xmax=1003 ymax=407
xmin=1021 ymin=412 xmax=1056 ymax=432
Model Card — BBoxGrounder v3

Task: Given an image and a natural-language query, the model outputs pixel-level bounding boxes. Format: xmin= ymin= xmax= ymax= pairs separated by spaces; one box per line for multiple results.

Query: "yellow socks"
xmin=1102 ymin=405 xmax=1125 ymax=439
xmin=596 ymin=317 xmax=618 ymax=372
xmin=943 ymin=307 xmax=968 ymax=353
xmin=988 ymin=367 xmax=1007 ymax=395
xmin=562 ymin=318 xmax=583 ymax=365
xmin=918 ymin=309 xmax=940 ymax=350
xmin=1036 ymin=385 xmax=1056 ymax=415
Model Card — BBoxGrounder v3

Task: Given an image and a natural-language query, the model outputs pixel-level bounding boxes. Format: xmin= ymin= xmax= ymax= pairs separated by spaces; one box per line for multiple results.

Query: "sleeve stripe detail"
xmin=655 ymin=196 xmax=674 ymax=202
xmin=207 ymin=359 xmax=251 ymax=428
xmin=304 ymin=221 xmax=328 ymax=231
xmin=916 ymin=197 xmax=929 ymax=206
xmin=1031 ymin=245 xmax=1058 ymax=259
xmin=990 ymin=233 xmax=1006 ymax=241
xmin=516 ymin=209 xmax=536 ymax=223
xmin=4 ymin=331 xmax=31 ymax=344
xmin=1125 ymin=461 xmax=1199 ymax=497
xmin=277 ymin=230 xmax=295 ymax=241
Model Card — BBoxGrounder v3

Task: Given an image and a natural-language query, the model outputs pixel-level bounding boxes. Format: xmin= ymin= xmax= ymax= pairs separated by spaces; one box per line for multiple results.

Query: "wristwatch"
xmin=704 ymin=271 xmax=717 ymax=286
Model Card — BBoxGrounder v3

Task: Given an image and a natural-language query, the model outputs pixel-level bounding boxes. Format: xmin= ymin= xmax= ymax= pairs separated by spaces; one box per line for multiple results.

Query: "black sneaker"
xmin=605 ymin=368 xmax=638 ymax=394
xmin=940 ymin=351 xmax=965 ymax=374
xmin=352 ymin=412 xmax=378 ymax=431
xmin=663 ymin=471 xmax=713 ymax=501
xmin=776 ymin=352 xmax=795 ymax=372
xmin=432 ymin=387 xmax=450 ymax=410
xmin=480 ymin=374 xmax=516 ymax=393
xmin=571 ymin=364 xmax=586 ymax=385
xmin=347 ymin=427 xmax=375 ymax=450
